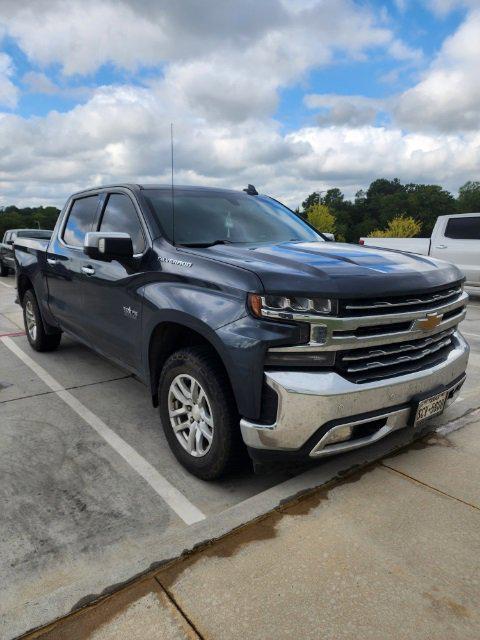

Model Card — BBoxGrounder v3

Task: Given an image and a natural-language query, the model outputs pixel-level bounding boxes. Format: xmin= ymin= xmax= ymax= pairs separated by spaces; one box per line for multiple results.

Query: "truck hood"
xmin=187 ymin=241 xmax=463 ymax=298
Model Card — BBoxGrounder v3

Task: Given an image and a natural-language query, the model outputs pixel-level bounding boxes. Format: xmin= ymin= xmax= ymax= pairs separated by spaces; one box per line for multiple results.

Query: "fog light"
xmin=323 ymin=425 xmax=353 ymax=445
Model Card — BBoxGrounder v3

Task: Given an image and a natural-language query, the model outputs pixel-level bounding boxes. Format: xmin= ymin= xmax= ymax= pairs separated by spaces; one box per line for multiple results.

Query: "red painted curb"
xmin=0 ymin=331 xmax=26 ymax=338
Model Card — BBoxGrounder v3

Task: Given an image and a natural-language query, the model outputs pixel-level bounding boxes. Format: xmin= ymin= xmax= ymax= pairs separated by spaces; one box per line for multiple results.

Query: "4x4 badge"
xmin=123 ymin=306 xmax=138 ymax=320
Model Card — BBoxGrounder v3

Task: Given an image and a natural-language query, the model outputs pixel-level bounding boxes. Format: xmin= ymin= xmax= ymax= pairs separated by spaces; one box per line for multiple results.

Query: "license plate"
xmin=414 ymin=390 xmax=448 ymax=427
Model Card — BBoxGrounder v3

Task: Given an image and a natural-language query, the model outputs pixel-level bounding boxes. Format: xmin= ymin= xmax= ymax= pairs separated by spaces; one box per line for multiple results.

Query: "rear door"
xmin=430 ymin=215 xmax=480 ymax=285
xmin=45 ymin=194 xmax=99 ymax=338
xmin=80 ymin=190 xmax=149 ymax=371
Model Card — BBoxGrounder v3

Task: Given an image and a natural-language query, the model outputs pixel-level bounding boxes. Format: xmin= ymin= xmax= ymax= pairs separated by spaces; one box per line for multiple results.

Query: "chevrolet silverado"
xmin=14 ymin=185 xmax=469 ymax=478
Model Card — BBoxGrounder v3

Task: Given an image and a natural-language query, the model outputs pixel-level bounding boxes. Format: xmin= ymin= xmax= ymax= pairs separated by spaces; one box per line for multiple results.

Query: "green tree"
xmin=0 ymin=205 xmax=60 ymax=239
xmin=369 ymin=215 xmax=422 ymax=238
xmin=301 ymin=192 xmax=320 ymax=215
xmin=323 ymin=188 xmax=344 ymax=208
xmin=457 ymin=181 xmax=480 ymax=213
xmin=306 ymin=204 xmax=336 ymax=234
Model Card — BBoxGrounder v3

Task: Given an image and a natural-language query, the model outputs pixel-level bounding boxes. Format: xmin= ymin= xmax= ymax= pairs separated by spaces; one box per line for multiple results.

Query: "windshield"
xmin=143 ymin=189 xmax=322 ymax=245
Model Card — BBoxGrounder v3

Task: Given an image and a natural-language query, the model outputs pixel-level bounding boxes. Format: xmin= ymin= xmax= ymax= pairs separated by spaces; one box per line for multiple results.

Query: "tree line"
xmin=0 ymin=205 xmax=60 ymax=240
xmin=298 ymin=179 xmax=480 ymax=241
xmin=1 ymin=178 xmax=479 ymax=242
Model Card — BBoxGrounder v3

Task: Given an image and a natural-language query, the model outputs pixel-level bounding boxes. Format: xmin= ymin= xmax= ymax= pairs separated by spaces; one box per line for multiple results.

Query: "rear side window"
xmin=63 ymin=196 xmax=98 ymax=247
xmin=99 ymin=193 xmax=146 ymax=254
xmin=445 ymin=216 xmax=480 ymax=240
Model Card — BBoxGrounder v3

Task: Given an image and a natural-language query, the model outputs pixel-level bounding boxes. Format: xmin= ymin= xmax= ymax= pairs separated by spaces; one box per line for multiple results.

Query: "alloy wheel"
xmin=168 ymin=374 xmax=214 ymax=457
xmin=25 ymin=300 xmax=37 ymax=342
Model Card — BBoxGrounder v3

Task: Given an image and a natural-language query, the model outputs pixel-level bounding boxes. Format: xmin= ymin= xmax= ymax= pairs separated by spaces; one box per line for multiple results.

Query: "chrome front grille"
xmin=267 ymin=283 xmax=468 ymax=382
xmin=340 ymin=285 xmax=463 ymax=316
xmin=336 ymin=328 xmax=456 ymax=383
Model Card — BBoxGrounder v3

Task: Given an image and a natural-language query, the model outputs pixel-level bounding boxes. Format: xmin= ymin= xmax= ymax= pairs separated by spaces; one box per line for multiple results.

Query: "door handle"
xmin=435 ymin=244 xmax=447 ymax=249
xmin=46 ymin=257 xmax=58 ymax=265
xmin=81 ymin=265 xmax=96 ymax=276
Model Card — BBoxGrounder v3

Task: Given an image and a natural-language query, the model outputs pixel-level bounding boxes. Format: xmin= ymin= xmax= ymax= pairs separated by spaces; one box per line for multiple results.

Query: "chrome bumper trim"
xmin=309 ymin=376 xmax=464 ymax=458
xmin=240 ymin=332 xmax=469 ymax=454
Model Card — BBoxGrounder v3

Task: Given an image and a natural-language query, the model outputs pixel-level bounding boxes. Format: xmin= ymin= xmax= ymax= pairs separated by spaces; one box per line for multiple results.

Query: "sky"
xmin=1 ymin=0 xmax=480 ymax=209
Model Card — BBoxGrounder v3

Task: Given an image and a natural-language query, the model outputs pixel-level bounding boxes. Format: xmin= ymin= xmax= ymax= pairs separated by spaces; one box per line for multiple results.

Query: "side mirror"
xmin=6 ymin=240 xmax=13 ymax=246
xmin=84 ymin=232 xmax=134 ymax=261
xmin=323 ymin=233 xmax=335 ymax=241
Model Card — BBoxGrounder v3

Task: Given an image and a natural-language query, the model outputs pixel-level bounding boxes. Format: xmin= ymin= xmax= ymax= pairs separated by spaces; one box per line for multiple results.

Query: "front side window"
xmin=143 ymin=189 xmax=322 ymax=245
xmin=63 ymin=196 xmax=98 ymax=247
xmin=99 ymin=194 xmax=146 ymax=254
xmin=445 ymin=216 xmax=480 ymax=240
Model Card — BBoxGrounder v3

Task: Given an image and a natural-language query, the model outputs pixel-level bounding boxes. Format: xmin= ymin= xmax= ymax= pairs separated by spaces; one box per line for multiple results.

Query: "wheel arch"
xmin=147 ymin=317 xmax=237 ymax=411
xmin=17 ymin=273 xmax=34 ymax=304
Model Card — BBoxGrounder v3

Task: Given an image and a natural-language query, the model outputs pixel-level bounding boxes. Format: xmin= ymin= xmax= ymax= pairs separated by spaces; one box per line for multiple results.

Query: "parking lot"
xmin=1 ymin=273 xmax=480 ymax=639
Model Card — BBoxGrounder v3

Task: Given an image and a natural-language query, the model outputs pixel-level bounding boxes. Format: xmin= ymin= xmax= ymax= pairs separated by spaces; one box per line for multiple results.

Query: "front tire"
xmin=22 ymin=289 xmax=62 ymax=352
xmin=0 ymin=261 xmax=8 ymax=277
xmin=158 ymin=346 xmax=241 ymax=480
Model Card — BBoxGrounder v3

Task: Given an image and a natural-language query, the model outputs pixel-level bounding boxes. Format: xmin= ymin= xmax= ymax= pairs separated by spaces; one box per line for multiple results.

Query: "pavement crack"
xmin=381 ymin=463 xmax=480 ymax=512
xmin=0 ymin=375 xmax=132 ymax=404
xmin=154 ymin=576 xmax=205 ymax=639
xmin=64 ymin=374 xmax=132 ymax=392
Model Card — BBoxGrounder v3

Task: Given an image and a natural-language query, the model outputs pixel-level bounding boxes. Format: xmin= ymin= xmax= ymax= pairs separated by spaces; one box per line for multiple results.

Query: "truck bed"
xmin=359 ymin=237 xmax=430 ymax=254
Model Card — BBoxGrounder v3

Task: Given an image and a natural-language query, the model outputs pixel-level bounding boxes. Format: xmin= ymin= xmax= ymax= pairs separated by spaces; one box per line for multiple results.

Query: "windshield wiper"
xmin=178 ymin=240 xmax=233 ymax=248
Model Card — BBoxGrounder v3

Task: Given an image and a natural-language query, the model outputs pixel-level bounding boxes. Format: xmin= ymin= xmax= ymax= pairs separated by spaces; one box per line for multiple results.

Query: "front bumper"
xmin=240 ymin=331 xmax=469 ymax=459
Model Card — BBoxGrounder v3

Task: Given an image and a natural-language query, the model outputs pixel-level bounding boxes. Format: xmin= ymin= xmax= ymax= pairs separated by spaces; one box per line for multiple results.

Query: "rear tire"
xmin=22 ymin=289 xmax=62 ymax=352
xmin=0 ymin=261 xmax=8 ymax=277
xmin=158 ymin=346 xmax=241 ymax=480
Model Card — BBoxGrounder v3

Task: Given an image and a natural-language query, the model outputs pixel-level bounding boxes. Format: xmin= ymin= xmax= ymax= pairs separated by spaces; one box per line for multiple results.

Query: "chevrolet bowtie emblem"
xmin=414 ymin=312 xmax=443 ymax=332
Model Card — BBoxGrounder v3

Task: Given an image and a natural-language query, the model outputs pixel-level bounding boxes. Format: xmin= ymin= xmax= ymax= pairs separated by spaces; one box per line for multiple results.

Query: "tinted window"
xmin=143 ymin=190 xmax=321 ymax=245
xmin=63 ymin=196 xmax=98 ymax=247
xmin=99 ymin=194 xmax=145 ymax=254
xmin=445 ymin=216 xmax=480 ymax=240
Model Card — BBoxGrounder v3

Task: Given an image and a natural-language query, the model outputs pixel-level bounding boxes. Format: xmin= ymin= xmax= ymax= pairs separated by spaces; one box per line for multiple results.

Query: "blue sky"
xmin=0 ymin=0 xmax=479 ymax=207
xmin=276 ymin=1 xmax=467 ymax=131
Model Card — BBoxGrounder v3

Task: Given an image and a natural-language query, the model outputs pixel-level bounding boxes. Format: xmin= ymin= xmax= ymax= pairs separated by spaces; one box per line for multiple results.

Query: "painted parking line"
xmin=0 ymin=330 xmax=25 ymax=338
xmin=1 ymin=336 xmax=206 ymax=526
xmin=0 ymin=279 xmax=13 ymax=288
xmin=462 ymin=331 xmax=480 ymax=338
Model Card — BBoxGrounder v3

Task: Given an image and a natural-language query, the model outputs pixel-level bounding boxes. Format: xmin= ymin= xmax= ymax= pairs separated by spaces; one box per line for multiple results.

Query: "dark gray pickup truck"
xmin=14 ymin=184 xmax=469 ymax=478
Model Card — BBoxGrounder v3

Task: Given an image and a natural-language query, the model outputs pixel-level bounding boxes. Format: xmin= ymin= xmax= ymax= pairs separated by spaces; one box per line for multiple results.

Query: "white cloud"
xmin=426 ymin=0 xmax=480 ymax=16
xmin=0 ymin=0 xmax=478 ymax=208
xmin=395 ymin=9 xmax=480 ymax=131
xmin=0 ymin=0 xmax=394 ymax=77
xmin=0 ymin=53 xmax=18 ymax=108
xmin=1 ymin=81 xmax=480 ymax=209
xmin=305 ymin=94 xmax=385 ymax=127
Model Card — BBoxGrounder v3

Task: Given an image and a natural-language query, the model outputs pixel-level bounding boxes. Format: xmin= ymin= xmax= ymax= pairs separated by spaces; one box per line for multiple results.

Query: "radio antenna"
xmin=170 ymin=122 xmax=175 ymax=245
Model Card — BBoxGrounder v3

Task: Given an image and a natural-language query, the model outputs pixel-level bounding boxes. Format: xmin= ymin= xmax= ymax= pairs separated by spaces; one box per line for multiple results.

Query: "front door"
xmin=80 ymin=191 xmax=148 ymax=371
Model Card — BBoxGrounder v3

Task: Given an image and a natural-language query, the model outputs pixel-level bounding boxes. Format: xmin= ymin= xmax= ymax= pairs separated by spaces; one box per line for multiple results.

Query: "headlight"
xmin=249 ymin=293 xmax=335 ymax=319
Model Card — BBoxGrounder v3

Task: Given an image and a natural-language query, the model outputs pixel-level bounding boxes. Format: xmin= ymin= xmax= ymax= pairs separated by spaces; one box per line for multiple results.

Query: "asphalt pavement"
xmin=1 ymin=274 xmax=479 ymax=639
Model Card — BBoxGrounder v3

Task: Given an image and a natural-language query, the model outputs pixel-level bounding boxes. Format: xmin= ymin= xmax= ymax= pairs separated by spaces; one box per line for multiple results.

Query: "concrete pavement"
xmin=24 ymin=416 xmax=480 ymax=640
xmin=2 ymin=275 xmax=480 ymax=639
